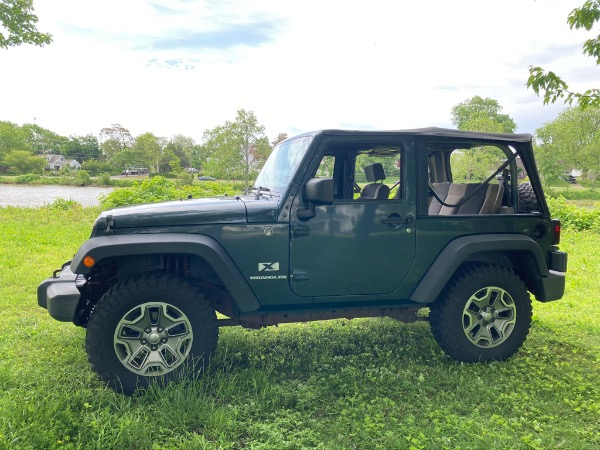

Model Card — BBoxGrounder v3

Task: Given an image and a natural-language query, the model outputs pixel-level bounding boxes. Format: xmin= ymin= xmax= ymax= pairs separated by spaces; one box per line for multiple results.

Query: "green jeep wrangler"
xmin=38 ymin=127 xmax=568 ymax=394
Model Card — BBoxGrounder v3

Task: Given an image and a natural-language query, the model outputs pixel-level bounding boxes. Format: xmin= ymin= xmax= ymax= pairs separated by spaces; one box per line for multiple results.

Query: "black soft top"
xmin=298 ymin=127 xmax=532 ymax=144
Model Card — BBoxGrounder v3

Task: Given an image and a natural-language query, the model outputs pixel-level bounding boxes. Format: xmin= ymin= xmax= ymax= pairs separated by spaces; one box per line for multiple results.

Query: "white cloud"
xmin=1 ymin=0 xmax=596 ymax=142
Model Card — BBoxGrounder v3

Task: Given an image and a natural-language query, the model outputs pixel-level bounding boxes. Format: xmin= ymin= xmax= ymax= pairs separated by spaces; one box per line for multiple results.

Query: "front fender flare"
xmin=71 ymin=233 xmax=260 ymax=313
xmin=409 ymin=234 xmax=548 ymax=304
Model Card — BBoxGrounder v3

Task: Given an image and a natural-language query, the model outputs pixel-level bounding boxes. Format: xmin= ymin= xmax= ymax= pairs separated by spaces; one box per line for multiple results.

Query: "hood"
xmin=92 ymin=195 xmax=279 ymax=232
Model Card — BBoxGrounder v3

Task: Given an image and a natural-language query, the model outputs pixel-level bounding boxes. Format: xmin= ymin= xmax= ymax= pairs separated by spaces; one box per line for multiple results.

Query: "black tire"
xmin=86 ymin=273 xmax=218 ymax=395
xmin=518 ymin=182 xmax=538 ymax=213
xmin=430 ymin=264 xmax=532 ymax=362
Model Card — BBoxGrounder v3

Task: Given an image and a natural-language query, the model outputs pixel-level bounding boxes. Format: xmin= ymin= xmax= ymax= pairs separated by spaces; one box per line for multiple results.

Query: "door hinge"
xmin=105 ymin=214 xmax=115 ymax=235
xmin=291 ymin=269 xmax=309 ymax=282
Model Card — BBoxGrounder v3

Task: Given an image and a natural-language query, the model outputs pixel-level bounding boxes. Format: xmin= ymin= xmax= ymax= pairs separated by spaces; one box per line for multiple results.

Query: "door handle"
xmin=381 ymin=214 xmax=413 ymax=225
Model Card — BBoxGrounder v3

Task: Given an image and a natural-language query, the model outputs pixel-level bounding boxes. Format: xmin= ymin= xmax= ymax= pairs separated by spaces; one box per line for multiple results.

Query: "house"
xmin=45 ymin=155 xmax=81 ymax=171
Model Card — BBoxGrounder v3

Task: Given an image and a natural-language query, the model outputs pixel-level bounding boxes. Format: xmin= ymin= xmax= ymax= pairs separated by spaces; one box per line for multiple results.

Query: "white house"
xmin=45 ymin=155 xmax=81 ymax=171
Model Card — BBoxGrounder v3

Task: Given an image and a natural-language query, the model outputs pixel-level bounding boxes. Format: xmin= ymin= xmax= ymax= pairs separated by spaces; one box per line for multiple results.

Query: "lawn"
xmin=0 ymin=207 xmax=598 ymax=449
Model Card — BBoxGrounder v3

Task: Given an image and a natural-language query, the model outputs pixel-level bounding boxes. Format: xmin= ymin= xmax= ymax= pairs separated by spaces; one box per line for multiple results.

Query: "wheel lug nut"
xmin=157 ymin=327 xmax=163 ymax=333
xmin=141 ymin=339 xmax=147 ymax=345
xmin=161 ymin=338 xmax=168 ymax=343
xmin=151 ymin=345 xmax=158 ymax=351
xmin=145 ymin=328 xmax=151 ymax=333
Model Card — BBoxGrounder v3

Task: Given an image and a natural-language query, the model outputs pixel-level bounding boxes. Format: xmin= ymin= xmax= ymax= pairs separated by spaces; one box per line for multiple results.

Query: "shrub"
xmin=98 ymin=176 xmax=240 ymax=209
xmin=47 ymin=198 xmax=81 ymax=210
xmin=15 ymin=174 xmax=41 ymax=184
xmin=81 ymin=159 xmax=111 ymax=175
xmin=75 ymin=170 xmax=91 ymax=186
xmin=547 ymin=197 xmax=600 ymax=232
xmin=175 ymin=171 xmax=194 ymax=186
xmin=99 ymin=172 xmax=112 ymax=186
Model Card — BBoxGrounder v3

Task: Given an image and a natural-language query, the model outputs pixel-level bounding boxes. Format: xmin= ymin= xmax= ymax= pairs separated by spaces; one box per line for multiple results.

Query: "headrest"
xmin=364 ymin=163 xmax=386 ymax=182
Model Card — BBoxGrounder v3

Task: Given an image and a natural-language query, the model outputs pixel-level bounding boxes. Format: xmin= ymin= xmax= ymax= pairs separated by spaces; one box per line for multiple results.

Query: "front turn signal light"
xmin=83 ymin=255 xmax=95 ymax=267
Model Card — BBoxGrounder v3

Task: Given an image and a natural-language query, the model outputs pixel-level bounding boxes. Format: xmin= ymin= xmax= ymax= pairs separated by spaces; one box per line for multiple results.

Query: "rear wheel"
xmin=86 ymin=273 xmax=218 ymax=394
xmin=430 ymin=264 xmax=532 ymax=362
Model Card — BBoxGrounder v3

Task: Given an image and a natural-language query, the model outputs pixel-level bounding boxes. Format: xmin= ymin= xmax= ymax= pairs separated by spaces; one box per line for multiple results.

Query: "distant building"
xmin=45 ymin=155 xmax=81 ymax=171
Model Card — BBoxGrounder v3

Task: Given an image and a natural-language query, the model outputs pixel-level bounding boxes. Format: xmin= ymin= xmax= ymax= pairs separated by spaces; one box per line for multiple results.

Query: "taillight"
xmin=552 ymin=220 xmax=561 ymax=245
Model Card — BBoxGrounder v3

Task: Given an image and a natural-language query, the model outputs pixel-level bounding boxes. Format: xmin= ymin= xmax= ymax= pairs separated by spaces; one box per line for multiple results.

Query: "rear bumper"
xmin=536 ymin=250 xmax=568 ymax=302
xmin=537 ymin=270 xmax=566 ymax=302
xmin=37 ymin=263 xmax=81 ymax=322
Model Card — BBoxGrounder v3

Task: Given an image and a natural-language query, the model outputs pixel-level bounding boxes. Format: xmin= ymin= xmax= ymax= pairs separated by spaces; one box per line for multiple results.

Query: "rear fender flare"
xmin=409 ymin=234 xmax=548 ymax=304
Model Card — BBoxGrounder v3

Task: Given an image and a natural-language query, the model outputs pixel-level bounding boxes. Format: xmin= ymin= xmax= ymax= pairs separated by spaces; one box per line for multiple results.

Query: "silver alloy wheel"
xmin=113 ymin=302 xmax=193 ymax=376
xmin=462 ymin=286 xmax=517 ymax=348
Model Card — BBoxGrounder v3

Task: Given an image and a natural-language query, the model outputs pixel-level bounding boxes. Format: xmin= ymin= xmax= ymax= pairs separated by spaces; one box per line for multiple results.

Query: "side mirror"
xmin=297 ymin=178 xmax=333 ymax=220
xmin=305 ymin=178 xmax=334 ymax=204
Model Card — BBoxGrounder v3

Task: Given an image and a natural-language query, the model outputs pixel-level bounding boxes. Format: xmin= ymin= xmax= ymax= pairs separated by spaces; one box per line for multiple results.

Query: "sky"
xmin=1 ymin=0 xmax=598 ymax=144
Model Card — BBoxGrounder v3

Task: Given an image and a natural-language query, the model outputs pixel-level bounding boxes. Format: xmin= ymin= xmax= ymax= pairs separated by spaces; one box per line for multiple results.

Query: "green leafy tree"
xmin=450 ymin=97 xmax=516 ymax=181
xmin=202 ymin=124 xmax=240 ymax=179
xmin=202 ymin=109 xmax=271 ymax=188
xmin=0 ymin=120 xmax=30 ymax=161
xmin=451 ymin=96 xmax=517 ymax=133
xmin=527 ymin=1 xmax=600 ymax=108
xmin=110 ymin=149 xmax=139 ymax=173
xmin=167 ymin=134 xmax=196 ymax=169
xmin=62 ymin=134 xmax=100 ymax=161
xmin=532 ymin=141 xmax=563 ymax=190
xmin=164 ymin=148 xmax=182 ymax=174
xmin=81 ymin=159 xmax=111 ymax=175
xmin=535 ymin=107 xmax=600 ymax=186
xmin=133 ymin=133 xmax=164 ymax=173
xmin=20 ymin=123 xmax=67 ymax=155
xmin=99 ymin=124 xmax=134 ymax=160
xmin=0 ymin=0 xmax=52 ymax=49
xmin=3 ymin=149 xmax=45 ymax=173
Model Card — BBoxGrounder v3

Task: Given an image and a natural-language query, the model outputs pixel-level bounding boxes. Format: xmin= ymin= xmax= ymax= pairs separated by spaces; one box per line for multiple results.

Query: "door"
xmin=289 ymin=138 xmax=416 ymax=298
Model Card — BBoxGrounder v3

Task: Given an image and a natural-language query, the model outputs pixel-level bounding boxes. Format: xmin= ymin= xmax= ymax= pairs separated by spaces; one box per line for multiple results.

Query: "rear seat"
xmin=429 ymin=183 xmax=504 ymax=215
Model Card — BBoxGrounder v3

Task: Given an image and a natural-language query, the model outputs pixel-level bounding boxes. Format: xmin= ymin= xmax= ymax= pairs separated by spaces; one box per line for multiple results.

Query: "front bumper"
xmin=37 ymin=262 xmax=82 ymax=322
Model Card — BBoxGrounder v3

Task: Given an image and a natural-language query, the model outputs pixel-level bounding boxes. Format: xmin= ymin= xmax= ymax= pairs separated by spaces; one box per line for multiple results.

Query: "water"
xmin=0 ymin=185 xmax=114 ymax=207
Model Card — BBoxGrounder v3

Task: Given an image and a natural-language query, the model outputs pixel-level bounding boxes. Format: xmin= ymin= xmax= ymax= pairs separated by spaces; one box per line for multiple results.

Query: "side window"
xmin=313 ymin=144 xmax=404 ymax=202
xmin=355 ymin=153 xmax=402 ymax=200
xmin=449 ymin=145 xmax=508 ymax=183
xmin=428 ymin=144 xmax=513 ymax=216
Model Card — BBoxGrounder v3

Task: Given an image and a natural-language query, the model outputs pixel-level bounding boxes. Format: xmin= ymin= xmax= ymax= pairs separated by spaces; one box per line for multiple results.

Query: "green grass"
xmin=0 ymin=207 xmax=598 ymax=449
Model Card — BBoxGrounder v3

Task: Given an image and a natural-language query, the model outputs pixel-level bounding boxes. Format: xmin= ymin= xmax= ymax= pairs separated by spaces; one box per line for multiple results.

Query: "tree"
xmin=81 ymin=159 xmax=111 ymax=175
xmin=271 ymin=132 xmax=288 ymax=148
xmin=0 ymin=0 xmax=52 ymax=49
xmin=62 ymin=134 xmax=101 ymax=161
xmin=0 ymin=120 xmax=30 ymax=161
xmin=166 ymin=134 xmax=196 ymax=169
xmin=527 ymin=1 xmax=600 ymax=109
xmin=3 ymin=149 xmax=45 ymax=173
xmin=451 ymin=96 xmax=516 ymax=133
xmin=133 ymin=132 xmax=162 ymax=172
xmin=21 ymin=123 xmax=67 ymax=155
xmin=110 ymin=149 xmax=138 ymax=173
xmin=99 ymin=124 xmax=134 ymax=160
xmin=535 ymin=107 xmax=600 ymax=186
xmin=202 ymin=109 xmax=271 ymax=187
xmin=450 ymin=97 xmax=516 ymax=181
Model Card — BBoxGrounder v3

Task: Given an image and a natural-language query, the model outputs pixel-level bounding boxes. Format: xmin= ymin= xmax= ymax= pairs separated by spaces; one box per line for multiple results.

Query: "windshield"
xmin=254 ymin=135 xmax=313 ymax=194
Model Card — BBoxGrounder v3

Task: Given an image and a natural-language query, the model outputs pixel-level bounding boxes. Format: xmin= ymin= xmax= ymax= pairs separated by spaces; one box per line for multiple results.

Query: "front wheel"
xmin=430 ymin=264 xmax=532 ymax=362
xmin=86 ymin=273 xmax=218 ymax=394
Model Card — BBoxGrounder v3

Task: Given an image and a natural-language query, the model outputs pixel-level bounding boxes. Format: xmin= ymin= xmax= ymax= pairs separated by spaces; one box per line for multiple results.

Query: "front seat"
xmin=359 ymin=163 xmax=390 ymax=200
